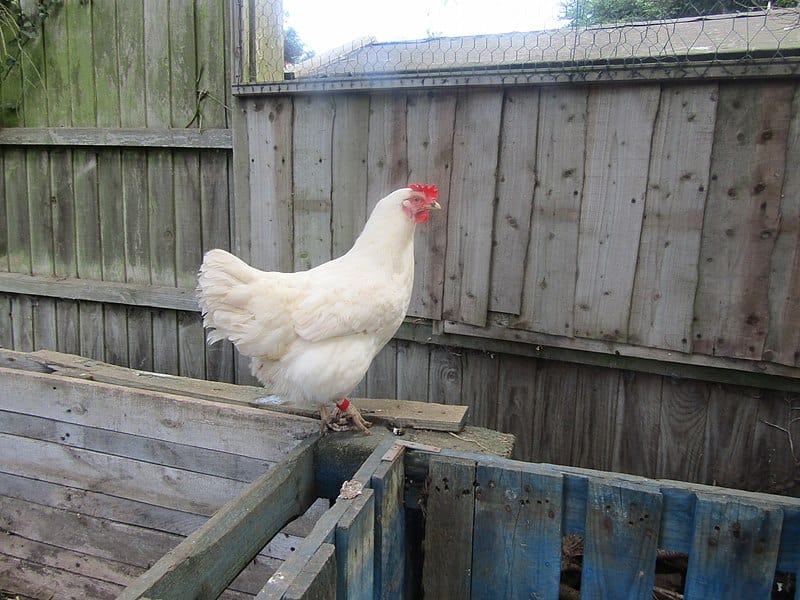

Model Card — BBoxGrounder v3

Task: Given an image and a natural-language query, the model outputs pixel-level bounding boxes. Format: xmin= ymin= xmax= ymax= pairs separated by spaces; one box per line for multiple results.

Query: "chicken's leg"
xmin=319 ymin=399 xmax=371 ymax=434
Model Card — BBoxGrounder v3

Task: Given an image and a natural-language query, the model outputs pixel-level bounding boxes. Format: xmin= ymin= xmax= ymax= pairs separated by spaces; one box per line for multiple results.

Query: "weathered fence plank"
xmin=693 ymin=81 xmax=795 ymax=360
xmin=443 ymin=89 xmax=504 ymax=326
xmin=516 ymin=86 xmax=587 ymax=337
xmin=283 ymin=543 xmax=337 ymax=600
xmin=366 ymin=94 xmax=408 ymax=206
xmin=489 ymin=88 xmax=539 ymax=315
xmin=335 ymin=488 xmax=375 ymax=600
xmin=573 ymin=85 xmax=660 ymax=342
xmin=628 ymin=84 xmax=717 ymax=351
xmin=371 ymin=451 xmax=406 ymax=599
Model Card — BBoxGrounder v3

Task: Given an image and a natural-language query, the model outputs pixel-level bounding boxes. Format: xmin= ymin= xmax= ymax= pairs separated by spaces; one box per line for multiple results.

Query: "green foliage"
xmin=562 ymin=0 xmax=799 ymax=25
xmin=284 ymin=26 xmax=314 ymax=65
xmin=0 ymin=0 xmax=60 ymax=83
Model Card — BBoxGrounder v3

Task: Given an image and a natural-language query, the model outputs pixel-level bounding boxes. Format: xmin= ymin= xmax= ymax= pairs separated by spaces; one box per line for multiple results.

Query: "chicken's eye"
xmin=412 ymin=197 xmax=421 ymax=204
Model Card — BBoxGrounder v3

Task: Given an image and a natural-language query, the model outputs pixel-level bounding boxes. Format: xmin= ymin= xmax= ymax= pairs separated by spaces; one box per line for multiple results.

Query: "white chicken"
xmin=197 ymin=185 xmax=441 ymax=433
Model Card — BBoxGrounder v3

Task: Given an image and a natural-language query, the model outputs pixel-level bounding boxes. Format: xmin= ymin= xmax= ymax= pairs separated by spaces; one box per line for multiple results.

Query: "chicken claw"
xmin=319 ymin=399 xmax=371 ymax=434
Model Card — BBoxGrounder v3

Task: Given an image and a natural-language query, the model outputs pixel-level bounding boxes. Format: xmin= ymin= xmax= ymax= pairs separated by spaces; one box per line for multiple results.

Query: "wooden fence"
xmin=1 ymin=1 xmax=799 ymax=493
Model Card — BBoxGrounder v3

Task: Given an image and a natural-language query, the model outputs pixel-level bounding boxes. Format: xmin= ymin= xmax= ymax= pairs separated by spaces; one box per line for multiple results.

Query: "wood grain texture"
xmin=489 ymin=88 xmax=539 ymax=315
xmin=693 ymin=81 xmax=795 ymax=360
xmin=656 ymin=378 xmax=710 ymax=483
xmin=612 ymin=371 xmax=662 ymax=477
xmin=573 ymin=85 xmax=660 ymax=342
xmin=628 ymin=84 xmax=718 ymax=351
xmin=293 ymin=95 xmax=335 ymax=271
xmin=371 ymin=455 xmax=406 ymax=599
xmin=406 ymin=90 xmax=456 ymax=319
xmin=366 ymin=94 xmax=408 ymax=205
xmin=422 ymin=456 xmax=476 ymax=599
xmin=685 ymin=496 xmax=784 ymax=599
xmin=496 ymin=354 xmax=537 ymax=460
xmin=335 ymin=488 xmax=375 ymax=600
xmin=581 ymin=481 xmax=662 ymax=599
xmin=442 ymin=89 xmax=504 ymax=326
xmin=513 ymin=86 xmax=588 ymax=336
xmin=472 ymin=462 xmax=563 ymax=600
xmin=366 ymin=340 xmax=398 ymax=399
xmin=765 ymin=83 xmax=800 ymax=366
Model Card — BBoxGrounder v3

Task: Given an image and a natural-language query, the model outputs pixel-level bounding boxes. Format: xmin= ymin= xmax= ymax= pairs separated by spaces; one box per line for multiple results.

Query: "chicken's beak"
xmin=429 ymin=200 xmax=442 ymax=210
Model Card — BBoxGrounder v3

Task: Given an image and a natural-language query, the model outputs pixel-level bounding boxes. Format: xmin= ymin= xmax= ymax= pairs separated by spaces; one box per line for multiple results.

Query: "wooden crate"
xmin=0 ymin=364 xmax=321 ymax=599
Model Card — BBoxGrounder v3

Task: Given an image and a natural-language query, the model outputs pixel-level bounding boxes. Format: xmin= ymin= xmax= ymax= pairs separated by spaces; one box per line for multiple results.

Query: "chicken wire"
xmin=232 ymin=0 xmax=800 ymax=88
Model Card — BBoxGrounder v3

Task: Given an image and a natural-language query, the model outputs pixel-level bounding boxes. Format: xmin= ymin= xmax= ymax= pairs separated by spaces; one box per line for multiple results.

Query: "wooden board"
xmin=692 ymin=81 xmax=795 ymax=360
xmin=628 ymin=83 xmax=717 ymax=351
xmin=573 ymin=85 xmax=660 ymax=342
xmin=334 ymin=488 xmax=375 ymax=600
xmin=471 ymin=462 xmax=563 ymax=599
xmin=442 ymin=89 xmax=504 ymax=326
xmin=514 ymin=86 xmax=588 ymax=336
xmin=581 ymin=481 xmax=662 ymax=599
xmin=370 ymin=451 xmax=406 ymax=599
xmin=422 ymin=456 xmax=476 ymax=599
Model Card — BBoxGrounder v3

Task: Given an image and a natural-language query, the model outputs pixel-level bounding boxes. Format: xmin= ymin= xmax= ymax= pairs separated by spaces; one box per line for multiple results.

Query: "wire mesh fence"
xmin=232 ymin=0 xmax=800 ymax=88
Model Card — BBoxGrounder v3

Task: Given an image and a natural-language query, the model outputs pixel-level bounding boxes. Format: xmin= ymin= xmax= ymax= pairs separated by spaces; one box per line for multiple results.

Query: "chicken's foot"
xmin=319 ymin=399 xmax=371 ymax=434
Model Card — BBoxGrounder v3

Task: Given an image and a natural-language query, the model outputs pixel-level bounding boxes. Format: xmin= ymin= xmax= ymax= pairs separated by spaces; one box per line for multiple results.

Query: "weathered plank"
xmin=247 ymin=96 xmax=294 ymax=272
xmin=693 ymin=81 xmax=795 ymax=360
xmin=293 ymin=95 xmax=335 ymax=271
xmin=460 ymin=349 xmax=500 ymax=429
xmin=406 ymin=89 xmax=457 ymax=320
xmin=428 ymin=344 xmax=463 ymax=406
xmin=684 ymin=496 xmax=784 ymax=598
xmin=516 ymin=86 xmax=587 ymax=336
xmin=495 ymin=355 xmax=537 ymax=460
xmin=0 ymin=366 xmax=318 ymax=460
xmin=395 ymin=339 xmax=430 ymax=402
xmin=335 ymin=488 xmax=375 ymax=600
xmin=471 ymin=462 xmax=563 ymax=600
xmin=529 ymin=358 xmax=579 ymax=465
xmin=0 ymin=126 xmax=233 ymax=148
xmin=0 ymin=555 xmax=124 ymax=600
xmin=366 ymin=93 xmax=408 ymax=204
xmin=765 ymin=84 xmax=800 ymax=366
xmin=656 ymin=378 xmax=710 ymax=483
xmin=612 ymin=370 xmax=663 ymax=477
xmin=628 ymin=83 xmax=718 ymax=351
xmin=371 ymin=451 xmax=406 ymax=599
xmin=571 ymin=366 xmax=622 ymax=471
xmin=331 ymin=94 xmax=370 ymax=257
xmin=489 ymin=88 xmax=539 ymax=315
xmin=283 ymin=543 xmax=337 ymax=600
xmin=581 ymin=481 xmax=662 ymax=599
xmin=573 ymin=85 xmax=660 ymax=342
xmin=422 ymin=456 xmax=476 ymax=599
xmin=442 ymin=89 xmax=504 ymax=326
xmin=366 ymin=340 xmax=398 ymax=399
xmin=117 ymin=435 xmax=317 ymax=600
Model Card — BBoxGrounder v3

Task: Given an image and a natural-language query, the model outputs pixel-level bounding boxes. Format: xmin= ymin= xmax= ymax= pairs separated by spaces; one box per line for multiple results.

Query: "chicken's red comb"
xmin=409 ymin=183 xmax=438 ymax=200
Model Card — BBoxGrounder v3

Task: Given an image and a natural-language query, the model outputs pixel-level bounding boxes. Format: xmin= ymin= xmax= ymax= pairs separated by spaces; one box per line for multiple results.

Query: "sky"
xmin=283 ymin=0 xmax=569 ymax=55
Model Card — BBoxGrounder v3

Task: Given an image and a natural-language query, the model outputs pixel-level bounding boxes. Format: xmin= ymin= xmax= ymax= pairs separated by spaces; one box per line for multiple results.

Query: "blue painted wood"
xmin=422 ymin=456 xmax=476 ymax=599
xmin=684 ymin=495 xmax=783 ymax=599
xmin=370 ymin=453 xmax=406 ymax=600
xmin=471 ymin=462 xmax=563 ymax=600
xmin=581 ymin=481 xmax=663 ymax=599
xmin=336 ymin=488 xmax=375 ymax=600
xmin=409 ymin=447 xmax=800 ymax=570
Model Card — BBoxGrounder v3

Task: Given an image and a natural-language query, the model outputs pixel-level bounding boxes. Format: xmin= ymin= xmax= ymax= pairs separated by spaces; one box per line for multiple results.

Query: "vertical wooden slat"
xmin=422 ymin=457 xmax=475 ymax=600
xmin=692 ymin=81 xmax=794 ymax=360
xmin=460 ymin=349 xmax=499 ymax=429
xmin=406 ymin=90 xmax=457 ymax=320
xmin=529 ymin=359 xmax=579 ymax=465
xmin=684 ymin=496 xmax=783 ymax=599
xmin=472 ymin=463 xmax=563 ymax=600
xmin=765 ymin=83 xmax=800 ymax=366
xmin=628 ymin=84 xmax=717 ymax=352
xmin=0 ymin=148 xmax=10 ymax=348
xmin=4 ymin=149 xmax=33 ymax=350
xmin=752 ymin=391 xmax=798 ymax=495
xmin=366 ymin=341 xmax=397 ymax=399
xmin=370 ymin=453 xmax=406 ymax=599
xmin=702 ymin=384 xmax=759 ymax=489
xmin=145 ymin=0 xmax=177 ymax=375
xmin=489 ymin=88 xmax=539 ymax=315
xmin=496 ymin=355 xmax=537 ymax=460
xmin=395 ymin=340 xmax=430 ymax=402
xmin=573 ymin=85 xmax=660 ymax=342
xmin=247 ymin=97 xmax=294 ymax=272
xmin=581 ymin=481 xmax=662 ymax=599
xmin=516 ymin=86 xmax=587 ymax=337
xmin=612 ymin=371 xmax=663 ymax=477
xmin=366 ymin=94 xmax=408 ymax=208
xmin=335 ymin=488 xmax=375 ymax=600
xmin=428 ymin=345 xmax=462 ymax=405
xmin=293 ymin=95 xmax=335 ymax=271
xmin=283 ymin=543 xmax=337 ymax=600
xmin=443 ymin=89 xmax=503 ymax=327
xmin=656 ymin=378 xmax=710 ymax=483
xmin=331 ymin=94 xmax=369 ymax=259
xmin=572 ymin=366 xmax=621 ymax=471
